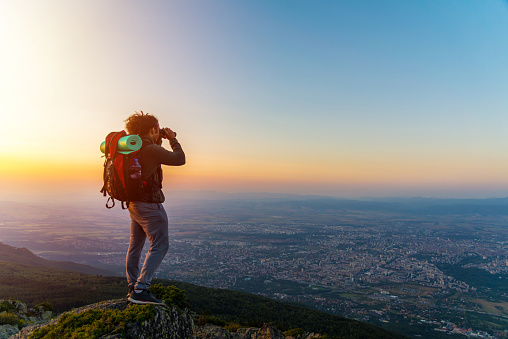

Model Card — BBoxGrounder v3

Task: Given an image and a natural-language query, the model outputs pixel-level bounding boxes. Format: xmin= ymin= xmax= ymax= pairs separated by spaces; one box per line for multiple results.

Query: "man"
xmin=123 ymin=111 xmax=185 ymax=305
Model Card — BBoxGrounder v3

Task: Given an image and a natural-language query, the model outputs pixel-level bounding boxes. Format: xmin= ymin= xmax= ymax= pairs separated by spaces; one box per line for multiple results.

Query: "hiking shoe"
xmin=128 ymin=290 xmax=165 ymax=305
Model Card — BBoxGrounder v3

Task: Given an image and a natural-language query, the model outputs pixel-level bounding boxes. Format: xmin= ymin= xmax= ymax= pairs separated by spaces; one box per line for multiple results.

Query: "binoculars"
xmin=159 ymin=128 xmax=176 ymax=138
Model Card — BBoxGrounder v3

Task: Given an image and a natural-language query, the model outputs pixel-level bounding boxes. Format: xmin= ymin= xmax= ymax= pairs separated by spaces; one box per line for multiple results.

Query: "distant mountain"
xmin=172 ymin=190 xmax=337 ymax=202
xmin=205 ymin=195 xmax=508 ymax=216
xmin=0 ymin=242 xmax=116 ymax=276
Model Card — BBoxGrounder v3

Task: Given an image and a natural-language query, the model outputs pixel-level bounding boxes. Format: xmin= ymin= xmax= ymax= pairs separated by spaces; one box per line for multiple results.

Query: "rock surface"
xmin=194 ymin=324 xmax=234 ymax=339
xmin=194 ymin=323 xmax=288 ymax=339
xmin=8 ymin=300 xmax=314 ymax=339
xmin=0 ymin=325 xmax=18 ymax=339
xmin=0 ymin=299 xmax=52 ymax=339
xmin=252 ymin=324 xmax=285 ymax=339
xmin=12 ymin=299 xmax=195 ymax=339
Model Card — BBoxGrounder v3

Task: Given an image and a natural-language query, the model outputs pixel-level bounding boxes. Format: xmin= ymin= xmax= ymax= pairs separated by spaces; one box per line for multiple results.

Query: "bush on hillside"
xmin=224 ymin=322 xmax=243 ymax=332
xmin=0 ymin=299 xmax=17 ymax=313
xmin=284 ymin=328 xmax=305 ymax=337
xmin=28 ymin=304 xmax=155 ymax=339
xmin=148 ymin=284 xmax=188 ymax=309
xmin=0 ymin=312 xmax=24 ymax=329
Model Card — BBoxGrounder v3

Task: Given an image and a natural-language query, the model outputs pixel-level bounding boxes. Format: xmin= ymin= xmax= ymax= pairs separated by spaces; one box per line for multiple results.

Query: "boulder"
xmin=252 ymin=324 xmax=285 ymax=339
xmin=13 ymin=299 xmax=195 ymax=339
xmin=194 ymin=324 xmax=233 ymax=339
xmin=195 ymin=323 xmax=285 ymax=339
xmin=0 ymin=324 xmax=18 ymax=339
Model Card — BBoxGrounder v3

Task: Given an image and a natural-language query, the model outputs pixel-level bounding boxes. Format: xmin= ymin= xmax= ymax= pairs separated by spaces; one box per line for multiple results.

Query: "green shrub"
xmin=284 ymin=328 xmax=305 ymax=337
xmin=26 ymin=302 xmax=53 ymax=318
xmin=224 ymin=322 xmax=243 ymax=332
xmin=29 ymin=304 xmax=155 ymax=339
xmin=0 ymin=299 xmax=17 ymax=313
xmin=195 ymin=314 xmax=227 ymax=327
xmin=34 ymin=302 xmax=53 ymax=312
xmin=0 ymin=312 xmax=24 ymax=329
xmin=148 ymin=284 xmax=188 ymax=309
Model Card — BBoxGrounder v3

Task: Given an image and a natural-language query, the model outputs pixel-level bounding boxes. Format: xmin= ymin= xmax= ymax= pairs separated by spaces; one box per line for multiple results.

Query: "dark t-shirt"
xmin=137 ymin=136 xmax=185 ymax=203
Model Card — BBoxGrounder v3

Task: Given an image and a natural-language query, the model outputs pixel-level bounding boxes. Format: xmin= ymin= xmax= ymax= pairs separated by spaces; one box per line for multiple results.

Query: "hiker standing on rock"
xmin=123 ymin=111 xmax=185 ymax=305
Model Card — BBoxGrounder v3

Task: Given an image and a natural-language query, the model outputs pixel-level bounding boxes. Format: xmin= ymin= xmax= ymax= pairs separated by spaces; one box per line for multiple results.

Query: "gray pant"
xmin=126 ymin=202 xmax=169 ymax=290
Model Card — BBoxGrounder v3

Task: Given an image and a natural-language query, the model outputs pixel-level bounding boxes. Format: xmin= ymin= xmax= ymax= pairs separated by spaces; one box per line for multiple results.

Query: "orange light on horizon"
xmin=1 ymin=149 xmax=506 ymax=199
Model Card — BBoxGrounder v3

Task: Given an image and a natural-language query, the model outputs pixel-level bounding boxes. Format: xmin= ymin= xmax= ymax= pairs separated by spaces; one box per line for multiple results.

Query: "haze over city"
xmin=1 ymin=0 xmax=508 ymax=200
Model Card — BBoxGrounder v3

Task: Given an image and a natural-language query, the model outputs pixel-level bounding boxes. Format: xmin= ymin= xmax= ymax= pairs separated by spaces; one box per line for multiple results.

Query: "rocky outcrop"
xmin=194 ymin=324 xmax=234 ymax=339
xmin=120 ymin=302 xmax=194 ymax=339
xmin=194 ymin=323 xmax=291 ymax=339
xmin=0 ymin=300 xmax=52 ymax=339
xmin=13 ymin=299 xmax=195 ymax=339
xmin=251 ymin=324 xmax=285 ymax=339
xmin=8 ymin=299 xmax=314 ymax=339
xmin=0 ymin=325 xmax=18 ymax=339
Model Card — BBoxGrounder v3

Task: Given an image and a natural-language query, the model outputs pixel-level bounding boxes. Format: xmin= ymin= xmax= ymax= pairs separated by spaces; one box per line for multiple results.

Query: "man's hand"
xmin=161 ymin=127 xmax=177 ymax=140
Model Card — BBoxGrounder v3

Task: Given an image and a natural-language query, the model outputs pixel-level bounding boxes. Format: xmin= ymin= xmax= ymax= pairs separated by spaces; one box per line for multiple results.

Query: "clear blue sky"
xmin=1 ymin=0 xmax=507 ymax=199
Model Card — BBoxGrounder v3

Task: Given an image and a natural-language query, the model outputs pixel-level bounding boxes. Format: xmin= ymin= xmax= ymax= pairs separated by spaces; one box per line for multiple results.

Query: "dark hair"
xmin=124 ymin=111 xmax=159 ymax=136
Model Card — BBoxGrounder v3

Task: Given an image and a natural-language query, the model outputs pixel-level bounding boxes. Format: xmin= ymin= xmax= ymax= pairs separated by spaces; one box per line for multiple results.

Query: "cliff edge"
xmin=11 ymin=299 xmax=317 ymax=339
xmin=12 ymin=299 xmax=194 ymax=339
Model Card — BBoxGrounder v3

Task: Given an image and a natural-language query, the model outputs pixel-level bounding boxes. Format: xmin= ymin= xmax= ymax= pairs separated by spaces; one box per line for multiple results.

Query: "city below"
xmin=1 ymin=195 xmax=507 ymax=338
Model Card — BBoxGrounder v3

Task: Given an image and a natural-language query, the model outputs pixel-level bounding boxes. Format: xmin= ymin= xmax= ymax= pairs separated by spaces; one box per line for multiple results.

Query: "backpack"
xmin=100 ymin=131 xmax=144 ymax=209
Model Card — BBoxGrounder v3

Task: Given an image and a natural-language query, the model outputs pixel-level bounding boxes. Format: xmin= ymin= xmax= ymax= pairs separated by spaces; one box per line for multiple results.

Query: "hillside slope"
xmin=0 ymin=251 xmax=404 ymax=338
xmin=0 ymin=242 xmax=115 ymax=276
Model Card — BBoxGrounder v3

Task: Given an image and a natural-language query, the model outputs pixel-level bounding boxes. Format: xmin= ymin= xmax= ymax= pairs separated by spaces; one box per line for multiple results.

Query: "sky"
xmin=1 ymin=0 xmax=508 ymax=200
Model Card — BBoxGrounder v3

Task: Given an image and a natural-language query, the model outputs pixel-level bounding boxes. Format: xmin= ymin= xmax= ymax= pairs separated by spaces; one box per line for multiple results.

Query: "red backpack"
xmin=100 ymin=131 xmax=144 ymax=209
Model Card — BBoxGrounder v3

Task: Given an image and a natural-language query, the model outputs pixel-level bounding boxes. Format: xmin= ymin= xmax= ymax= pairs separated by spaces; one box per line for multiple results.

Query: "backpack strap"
xmin=106 ymin=196 xmax=115 ymax=209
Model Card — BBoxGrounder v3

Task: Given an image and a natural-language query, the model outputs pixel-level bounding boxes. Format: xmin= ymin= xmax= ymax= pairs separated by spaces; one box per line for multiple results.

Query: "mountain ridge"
xmin=0 ymin=242 xmax=116 ymax=276
xmin=218 ymin=196 xmax=508 ymax=216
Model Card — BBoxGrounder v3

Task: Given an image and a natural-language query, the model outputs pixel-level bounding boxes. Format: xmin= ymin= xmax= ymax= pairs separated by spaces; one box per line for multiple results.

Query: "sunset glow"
xmin=1 ymin=0 xmax=508 ymax=199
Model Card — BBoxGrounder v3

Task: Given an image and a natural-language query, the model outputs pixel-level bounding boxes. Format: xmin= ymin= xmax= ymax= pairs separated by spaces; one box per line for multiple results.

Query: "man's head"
xmin=125 ymin=111 xmax=160 ymax=139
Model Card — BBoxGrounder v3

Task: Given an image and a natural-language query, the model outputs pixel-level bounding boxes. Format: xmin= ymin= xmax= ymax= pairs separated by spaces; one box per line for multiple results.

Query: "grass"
xmin=471 ymin=298 xmax=508 ymax=316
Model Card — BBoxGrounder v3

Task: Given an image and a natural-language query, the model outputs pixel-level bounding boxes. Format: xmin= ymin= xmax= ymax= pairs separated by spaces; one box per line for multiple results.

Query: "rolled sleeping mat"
xmin=100 ymin=134 xmax=143 ymax=154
